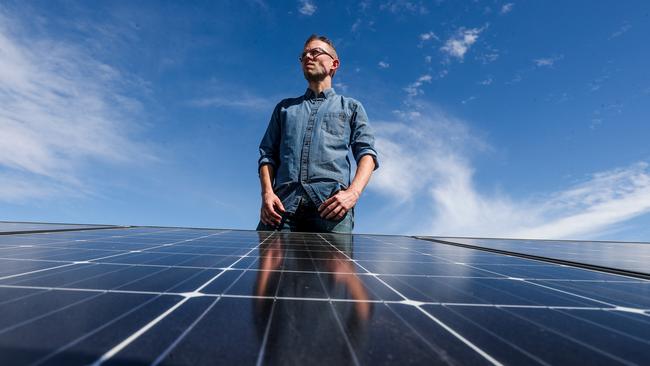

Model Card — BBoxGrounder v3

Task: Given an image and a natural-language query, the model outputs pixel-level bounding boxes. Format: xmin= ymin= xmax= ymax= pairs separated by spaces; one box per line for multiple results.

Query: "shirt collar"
xmin=304 ymin=87 xmax=336 ymax=100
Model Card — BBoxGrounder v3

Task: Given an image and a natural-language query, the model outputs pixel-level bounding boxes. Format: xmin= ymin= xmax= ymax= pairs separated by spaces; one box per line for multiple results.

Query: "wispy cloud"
xmin=420 ymin=31 xmax=438 ymax=41
xmin=370 ymin=102 xmax=650 ymax=239
xmin=298 ymin=0 xmax=317 ymax=16
xmin=189 ymin=94 xmax=275 ymax=110
xmin=533 ymin=54 xmax=564 ymax=67
xmin=403 ymin=74 xmax=432 ymax=96
xmin=351 ymin=18 xmax=362 ymax=33
xmin=500 ymin=3 xmax=514 ymax=15
xmin=440 ymin=27 xmax=484 ymax=61
xmin=378 ymin=61 xmax=390 ymax=69
xmin=478 ymin=76 xmax=493 ymax=85
xmin=379 ymin=1 xmax=428 ymax=15
xmin=334 ymin=82 xmax=349 ymax=93
xmin=461 ymin=96 xmax=477 ymax=104
xmin=418 ymin=31 xmax=439 ymax=48
xmin=0 ymin=12 xmax=151 ymax=202
xmin=608 ymin=21 xmax=632 ymax=40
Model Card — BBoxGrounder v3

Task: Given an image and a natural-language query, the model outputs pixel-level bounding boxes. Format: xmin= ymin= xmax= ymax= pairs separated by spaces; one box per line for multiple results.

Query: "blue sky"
xmin=1 ymin=1 xmax=649 ymax=240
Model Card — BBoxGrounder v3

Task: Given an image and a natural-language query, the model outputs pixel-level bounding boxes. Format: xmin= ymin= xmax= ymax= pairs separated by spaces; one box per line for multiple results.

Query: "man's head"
xmin=301 ymin=34 xmax=339 ymax=82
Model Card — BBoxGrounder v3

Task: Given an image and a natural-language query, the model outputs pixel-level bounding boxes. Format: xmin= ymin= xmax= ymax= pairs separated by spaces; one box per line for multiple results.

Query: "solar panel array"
xmin=0 ymin=223 xmax=648 ymax=365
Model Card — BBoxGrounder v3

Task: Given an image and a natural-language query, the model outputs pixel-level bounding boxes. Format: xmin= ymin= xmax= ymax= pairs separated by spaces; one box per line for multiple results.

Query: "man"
xmin=256 ymin=34 xmax=378 ymax=233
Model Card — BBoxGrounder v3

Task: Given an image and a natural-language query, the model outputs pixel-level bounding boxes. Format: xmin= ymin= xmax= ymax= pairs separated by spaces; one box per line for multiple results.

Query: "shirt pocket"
xmin=321 ymin=112 xmax=347 ymax=135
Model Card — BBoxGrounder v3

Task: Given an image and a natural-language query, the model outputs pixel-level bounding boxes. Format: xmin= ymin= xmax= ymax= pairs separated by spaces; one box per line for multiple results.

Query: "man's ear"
xmin=330 ymin=59 xmax=340 ymax=76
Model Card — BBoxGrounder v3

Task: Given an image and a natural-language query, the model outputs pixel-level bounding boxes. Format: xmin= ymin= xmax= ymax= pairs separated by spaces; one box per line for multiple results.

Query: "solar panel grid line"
xmin=554 ymin=309 xmax=650 ymax=346
xmin=432 ymin=306 xmax=553 ymax=366
xmin=0 ymin=263 xmax=78 ymax=281
xmin=2 ymin=281 xmax=646 ymax=311
xmin=146 ymin=232 xmax=281 ymax=364
xmin=0 ymin=231 xmax=235 ymax=289
xmin=253 ymin=291 xmax=283 ymax=366
xmin=32 ymin=294 xmax=165 ymax=366
xmin=498 ymin=307 xmax=637 ymax=366
xmin=316 ymin=234 xmax=504 ymax=366
xmin=255 ymin=235 xmax=308 ymax=366
xmin=303 ymin=236 xmax=362 ymax=366
xmin=0 ymin=284 xmax=170 ymax=297
xmin=356 ymin=234 xmax=640 ymax=364
xmin=456 ymin=260 xmax=642 ymax=310
xmin=381 ymin=236 xmax=648 ymax=311
xmin=0 ymin=291 xmax=104 ymax=336
xmin=89 ymin=296 xmax=190 ymax=366
xmin=150 ymin=295 xmax=222 ymax=366
xmin=396 ymin=237 xmax=650 ymax=360
xmin=415 ymin=306 xmax=505 ymax=366
xmin=90 ymin=230 xmax=275 ymax=365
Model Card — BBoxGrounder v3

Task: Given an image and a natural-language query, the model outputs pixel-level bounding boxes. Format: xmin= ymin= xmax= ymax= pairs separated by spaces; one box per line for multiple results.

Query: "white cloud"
xmin=189 ymin=94 xmax=274 ymax=110
xmin=0 ymin=13 xmax=151 ymax=202
xmin=478 ymin=76 xmax=493 ymax=85
xmin=351 ymin=18 xmax=362 ymax=33
xmin=334 ymin=82 xmax=349 ymax=92
xmin=500 ymin=3 xmax=514 ymax=15
xmin=608 ymin=21 xmax=632 ymax=40
xmin=440 ymin=27 xmax=484 ymax=61
xmin=378 ymin=61 xmax=390 ymax=69
xmin=477 ymin=51 xmax=499 ymax=64
xmin=370 ymin=103 xmax=650 ymax=239
xmin=461 ymin=96 xmax=477 ymax=104
xmin=380 ymin=1 xmax=428 ymax=15
xmin=403 ymin=74 xmax=432 ymax=96
xmin=533 ymin=54 xmax=564 ymax=67
xmin=419 ymin=31 xmax=438 ymax=41
xmin=298 ymin=0 xmax=317 ymax=16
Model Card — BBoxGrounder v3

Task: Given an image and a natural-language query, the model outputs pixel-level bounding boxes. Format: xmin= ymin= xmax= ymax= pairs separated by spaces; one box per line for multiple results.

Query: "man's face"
xmin=301 ymin=40 xmax=339 ymax=82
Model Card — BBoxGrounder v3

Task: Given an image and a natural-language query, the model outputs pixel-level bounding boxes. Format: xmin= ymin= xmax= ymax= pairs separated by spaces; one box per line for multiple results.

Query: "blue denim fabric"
xmin=258 ymin=88 xmax=379 ymax=215
xmin=256 ymin=193 xmax=354 ymax=234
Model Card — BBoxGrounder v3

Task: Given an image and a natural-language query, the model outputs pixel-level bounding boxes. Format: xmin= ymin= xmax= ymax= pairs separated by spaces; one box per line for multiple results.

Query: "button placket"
xmin=299 ymin=100 xmax=321 ymax=184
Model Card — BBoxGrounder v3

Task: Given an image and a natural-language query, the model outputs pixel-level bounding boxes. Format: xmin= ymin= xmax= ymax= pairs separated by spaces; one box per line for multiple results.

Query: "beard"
xmin=303 ymin=66 xmax=329 ymax=82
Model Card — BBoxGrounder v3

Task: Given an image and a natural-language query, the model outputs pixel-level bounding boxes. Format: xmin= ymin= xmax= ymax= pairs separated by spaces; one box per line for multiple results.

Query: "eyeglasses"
xmin=299 ymin=47 xmax=335 ymax=62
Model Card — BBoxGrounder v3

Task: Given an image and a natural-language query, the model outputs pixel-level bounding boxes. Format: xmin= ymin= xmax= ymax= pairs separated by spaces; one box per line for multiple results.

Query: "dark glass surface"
xmin=0 ymin=227 xmax=647 ymax=365
xmin=429 ymin=236 xmax=650 ymax=275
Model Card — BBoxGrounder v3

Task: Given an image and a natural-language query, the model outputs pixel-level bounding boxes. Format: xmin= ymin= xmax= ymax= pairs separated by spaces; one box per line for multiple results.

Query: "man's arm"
xmin=258 ymin=103 xmax=285 ymax=227
xmin=318 ymin=155 xmax=375 ymax=220
xmin=259 ymin=164 xmax=285 ymax=226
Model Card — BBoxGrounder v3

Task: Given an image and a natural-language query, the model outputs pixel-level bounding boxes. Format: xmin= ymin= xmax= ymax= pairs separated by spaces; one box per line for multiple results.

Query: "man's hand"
xmin=318 ymin=189 xmax=359 ymax=220
xmin=261 ymin=191 xmax=285 ymax=226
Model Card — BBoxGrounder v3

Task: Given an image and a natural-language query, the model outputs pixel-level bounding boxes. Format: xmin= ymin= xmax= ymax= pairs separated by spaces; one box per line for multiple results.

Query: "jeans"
xmin=256 ymin=196 xmax=354 ymax=234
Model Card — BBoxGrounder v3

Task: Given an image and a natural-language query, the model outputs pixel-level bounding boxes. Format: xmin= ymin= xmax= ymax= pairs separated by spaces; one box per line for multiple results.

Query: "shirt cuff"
xmin=354 ymin=150 xmax=379 ymax=170
xmin=258 ymin=157 xmax=277 ymax=174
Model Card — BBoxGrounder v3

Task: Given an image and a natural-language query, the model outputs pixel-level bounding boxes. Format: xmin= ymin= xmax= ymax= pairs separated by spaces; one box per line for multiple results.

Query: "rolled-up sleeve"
xmin=350 ymin=102 xmax=379 ymax=170
xmin=258 ymin=103 xmax=281 ymax=174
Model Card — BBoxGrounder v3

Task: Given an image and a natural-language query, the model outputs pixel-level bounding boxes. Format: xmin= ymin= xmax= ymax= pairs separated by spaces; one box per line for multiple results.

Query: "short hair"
xmin=304 ymin=34 xmax=338 ymax=60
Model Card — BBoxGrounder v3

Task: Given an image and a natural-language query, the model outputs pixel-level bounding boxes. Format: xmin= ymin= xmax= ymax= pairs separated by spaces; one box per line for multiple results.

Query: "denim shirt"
xmin=258 ymin=88 xmax=379 ymax=214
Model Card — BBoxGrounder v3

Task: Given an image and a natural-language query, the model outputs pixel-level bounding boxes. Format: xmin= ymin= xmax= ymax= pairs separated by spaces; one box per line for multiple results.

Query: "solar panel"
xmin=0 ymin=224 xmax=648 ymax=365
xmin=424 ymin=236 xmax=650 ymax=277
xmin=0 ymin=221 xmax=117 ymax=234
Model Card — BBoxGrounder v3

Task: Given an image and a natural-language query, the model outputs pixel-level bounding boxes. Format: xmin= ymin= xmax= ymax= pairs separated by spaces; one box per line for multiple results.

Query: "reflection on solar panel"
xmin=425 ymin=236 xmax=650 ymax=277
xmin=0 ymin=223 xmax=648 ymax=365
